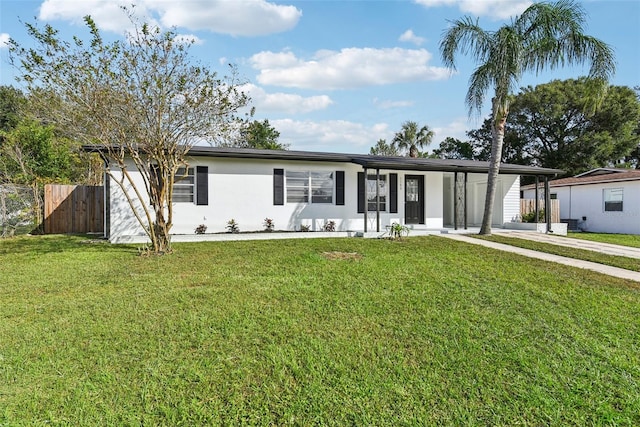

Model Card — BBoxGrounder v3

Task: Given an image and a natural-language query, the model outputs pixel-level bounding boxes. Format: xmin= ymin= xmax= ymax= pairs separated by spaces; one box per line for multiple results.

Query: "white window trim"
xmin=285 ymin=170 xmax=335 ymax=204
xmin=173 ymin=167 xmax=195 ymax=203
xmin=603 ymin=187 xmax=623 ymax=212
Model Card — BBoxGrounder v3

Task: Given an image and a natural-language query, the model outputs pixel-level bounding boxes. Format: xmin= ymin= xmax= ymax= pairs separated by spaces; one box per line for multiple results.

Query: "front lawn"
xmin=475 ymin=234 xmax=640 ymax=272
xmin=567 ymin=232 xmax=640 ymax=248
xmin=1 ymin=235 xmax=639 ymax=425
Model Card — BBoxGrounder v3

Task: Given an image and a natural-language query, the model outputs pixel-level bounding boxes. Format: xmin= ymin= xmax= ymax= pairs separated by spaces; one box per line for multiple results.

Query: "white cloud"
xmin=0 ymin=33 xmax=10 ymax=49
xmin=432 ymin=117 xmax=471 ymax=143
xmin=399 ymin=29 xmax=425 ymax=46
xmin=373 ymin=98 xmax=415 ymax=109
xmin=251 ymin=47 xmax=450 ymax=90
xmin=272 ymin=119 xmax=391 ymax=152
xmin=38 ymin=0 xmax=301 ymax=36
xmin=415 ymin=0 xmax=532 ymax=20
xmin=159 ymin=0 xmax=301 ymax=36
xmin=242 ymin=84 xmax=333 ymax=114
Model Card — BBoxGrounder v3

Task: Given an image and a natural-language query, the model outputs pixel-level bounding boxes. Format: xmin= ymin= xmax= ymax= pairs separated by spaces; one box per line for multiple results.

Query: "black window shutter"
xmin=389 ymin=173 xmax=398 ymax=213
xmin=336 ymin=171 xmax=345 ymax=205
xmin=273 ymin=169 xmax=284 ymax=205
xmin=357 ymin=172 xmax=365 ymax=213
xmin=196 ymin=166 xmax=208 ymax=205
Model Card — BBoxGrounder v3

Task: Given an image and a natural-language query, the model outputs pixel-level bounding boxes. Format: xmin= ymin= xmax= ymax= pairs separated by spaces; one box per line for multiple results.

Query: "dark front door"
xmin=405 ymin=175 xmax=424 ymax=224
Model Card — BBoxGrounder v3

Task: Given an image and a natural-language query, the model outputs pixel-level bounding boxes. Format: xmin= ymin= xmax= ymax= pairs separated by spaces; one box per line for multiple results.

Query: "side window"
xmin=603 ymin=188 xmax=623 ymax=212
xmin=173 ymin=167 xmax=195 ymax=203
xmin=286 ymin=171 xmax=309 ymax=203
xmin=286 ymin=171 xmax=335 ymax=204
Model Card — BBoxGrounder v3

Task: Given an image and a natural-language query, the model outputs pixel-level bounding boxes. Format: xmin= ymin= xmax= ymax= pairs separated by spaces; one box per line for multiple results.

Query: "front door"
xmin=405 ymin=175 xmax=424 ymax=224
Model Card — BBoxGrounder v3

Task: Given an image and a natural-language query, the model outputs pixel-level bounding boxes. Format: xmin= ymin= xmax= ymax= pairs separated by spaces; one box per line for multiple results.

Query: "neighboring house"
xmin=521 ymin=168 xmax=640 ymax=234
xmin=96 ymin=147 xmax=562 ymax=242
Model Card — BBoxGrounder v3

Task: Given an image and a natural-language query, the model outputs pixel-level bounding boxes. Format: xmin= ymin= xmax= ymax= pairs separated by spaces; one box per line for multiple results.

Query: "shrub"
xmin=299 ymin=224 xmax=310 ymax=232
xmin=263 ymin=218 xmax=274 ymax=232
xmin=323 ymin=220 xmax=336 ymax=232
xmin=389 ymin=222 xmax=410 ymax=240
xmin=194 ymin=224 xmax=207 ymax=234
xmin=226 ymin=219 xmax=240 ymax=233
xmin=522 ymin=209 xmax=545 ymax=223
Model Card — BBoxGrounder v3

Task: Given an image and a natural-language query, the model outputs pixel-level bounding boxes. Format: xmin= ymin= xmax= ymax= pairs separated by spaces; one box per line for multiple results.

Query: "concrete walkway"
xmin=441 ymin=233 xmax=640 ymax=283
xmin=497 ymin=231 xmax=640 ymax=259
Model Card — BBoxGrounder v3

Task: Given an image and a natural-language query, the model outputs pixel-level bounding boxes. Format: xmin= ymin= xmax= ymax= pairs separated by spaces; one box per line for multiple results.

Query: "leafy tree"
xmin=508 ymin=79 xmax=640 ymax=175
xmin=369 ymin=138 xmax=400 ymax=156
xmin=466 ymin=118 xmax=530 ymax=164
xmin=431 ymin=137 xmax=474 ymax=160
xmin=0 ymin=86 xmax=25 ymax=133
xmin=440 ymin=0 xmax=614 ymax=234
xmin=0 ymin=119 xmax=82 ymax=228
xmin=242 ymin=119 xmax=288 ymax=150
xmin=10 ymin=12 xmax=249 ymax=253
xmin=392 ymin=121 xmax=434 ymax=158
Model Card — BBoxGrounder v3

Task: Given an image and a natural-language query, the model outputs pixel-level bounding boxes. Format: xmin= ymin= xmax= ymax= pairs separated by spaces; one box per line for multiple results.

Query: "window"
xmin=173 ymin=167 xmax=194 ymax=203
xmin=604 ymin=188 xmax=623 ymax=212
xmin=550 ymin=193 xmax=557 ymax=200
xmin=367 ymin=174 xmax=387 ymax=211
xmin=286 ymin=171 xmax=334 ymax=204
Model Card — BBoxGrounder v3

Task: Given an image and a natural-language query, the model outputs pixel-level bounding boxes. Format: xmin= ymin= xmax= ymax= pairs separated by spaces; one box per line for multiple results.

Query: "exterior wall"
xmin=107 ymin=157 xmax=457 ymax=241
xmin=522 ymin=181 xmax=640 ymax=234
xmin=466 ymin=174 xmax=518 ymax=226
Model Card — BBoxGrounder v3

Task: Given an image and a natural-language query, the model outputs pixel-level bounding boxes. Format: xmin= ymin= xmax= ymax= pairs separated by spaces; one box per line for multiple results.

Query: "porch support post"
xmin=464 ymin=172 xmax=468 ymax=230
xmin=364 ymin=168 xmax=368 ymax=233
xmin=453 ymin=172 xmax=458 ymax=230
xmin=534 ymin=175 xmax=539 ymax=223
xmin=376 ymin=168 xmax=381 ymax=233
xmin=545 ymin=175 xmax=551 ymax=233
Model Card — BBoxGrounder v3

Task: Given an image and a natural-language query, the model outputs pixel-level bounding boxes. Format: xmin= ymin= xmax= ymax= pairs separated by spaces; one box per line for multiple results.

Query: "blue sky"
xmin=1 ymin=0 xmax=638 ymax=154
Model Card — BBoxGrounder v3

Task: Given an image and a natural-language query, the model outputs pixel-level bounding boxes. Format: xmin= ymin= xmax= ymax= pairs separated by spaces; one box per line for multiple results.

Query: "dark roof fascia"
xmin=351 ymin=156 xmax=563 ymax=176
xmin=83 ymin=145 xmax=563 ymax=176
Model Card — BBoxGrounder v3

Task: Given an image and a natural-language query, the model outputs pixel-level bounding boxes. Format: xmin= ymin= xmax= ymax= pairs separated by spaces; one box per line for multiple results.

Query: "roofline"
xmin=82 ymin=145 xmax=563 ymax=176
xmin=522 ymin=175 xmax=640 ymax=189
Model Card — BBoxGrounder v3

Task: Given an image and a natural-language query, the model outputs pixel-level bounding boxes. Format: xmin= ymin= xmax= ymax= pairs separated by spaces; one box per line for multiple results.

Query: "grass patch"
xmin=1 ymin=234 xmax=639 ymax=425
xmin=475 ymin=234 xmax=640 ymax=272
xmin=567 ymin=232 xmax=640 ymax=248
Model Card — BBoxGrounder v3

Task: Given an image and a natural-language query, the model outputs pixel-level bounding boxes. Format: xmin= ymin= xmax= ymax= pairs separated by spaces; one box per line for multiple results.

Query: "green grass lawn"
xmin=1 ymin=235 xmax=639 ymax=426
xmin=475 ymin=234 xmax=640 ymax=272
xmin=566 ymin=232 xmax=640 ymax=248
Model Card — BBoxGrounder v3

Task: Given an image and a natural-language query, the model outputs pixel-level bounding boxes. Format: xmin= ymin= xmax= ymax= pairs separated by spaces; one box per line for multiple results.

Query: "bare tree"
xmin=10 ymin=12 xmax=250 ymax=253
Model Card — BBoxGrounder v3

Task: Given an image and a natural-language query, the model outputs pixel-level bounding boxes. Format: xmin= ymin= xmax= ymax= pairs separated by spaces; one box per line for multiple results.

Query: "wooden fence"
xmin=44 ymin=184 xmax=104 ymax=234
xmin=520 ymin=199 xmax=560 ymax=223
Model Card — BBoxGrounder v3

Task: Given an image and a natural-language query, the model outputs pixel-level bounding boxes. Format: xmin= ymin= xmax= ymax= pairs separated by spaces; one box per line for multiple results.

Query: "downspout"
xmin=464 ymin=172 xmax=468 ymax=230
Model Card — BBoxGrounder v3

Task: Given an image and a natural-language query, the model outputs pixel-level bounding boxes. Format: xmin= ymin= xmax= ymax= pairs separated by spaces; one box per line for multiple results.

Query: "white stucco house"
xmin=521 ymin=168 xmax=640 ymax=234
xmin=92 ymin=146 xmax=562 ymax=243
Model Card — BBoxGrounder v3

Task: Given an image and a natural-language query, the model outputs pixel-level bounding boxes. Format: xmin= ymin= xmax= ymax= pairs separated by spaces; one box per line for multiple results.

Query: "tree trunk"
xmin=479 ymin=101 xmax=507 ymax=235
xmin=409 ymin=145 xmax=418 ymax=158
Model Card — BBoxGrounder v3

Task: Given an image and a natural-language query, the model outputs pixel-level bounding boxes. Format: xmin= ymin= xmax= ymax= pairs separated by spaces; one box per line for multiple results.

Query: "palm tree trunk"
xmin=479 ymin=102 xmax=507 ymax=235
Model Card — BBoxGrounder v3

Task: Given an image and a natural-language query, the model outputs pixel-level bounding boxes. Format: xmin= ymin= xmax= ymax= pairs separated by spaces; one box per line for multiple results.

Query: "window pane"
xmin=367 ymin=175 xmax=386 ymax=211
xmin=286 ymin=171 xmax=309 ymax=203
xmin=311 ymin=172 xmax=333 ymax=204
xmin=604 ymin=188 xmax=623 ymax=212
xmin=172 ymin=167 xmax=194 ymax=203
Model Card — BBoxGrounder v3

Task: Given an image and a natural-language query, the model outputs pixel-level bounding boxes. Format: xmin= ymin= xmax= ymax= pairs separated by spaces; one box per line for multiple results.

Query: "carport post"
xmin=363 ymin=168 xmax=368 ymax=232
xmin=376 ymin=168 xmax=381 ymax=233
xmin=464 ymin=172 xmax=468 ymax=230
xmin=545 ymin=176 xmax=551 ymax=233
xmin=534 ymin=176 xmax=539 ymax=223
xmin=453 ymin=172 xmax=458 ymax=230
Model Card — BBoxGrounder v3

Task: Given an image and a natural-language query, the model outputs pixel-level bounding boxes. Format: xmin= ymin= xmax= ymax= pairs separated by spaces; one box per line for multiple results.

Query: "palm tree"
xmin=440 ymin=0 xmax=614 ymax=235
xmin=392 ymin=121 xmax=434 ymax=158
